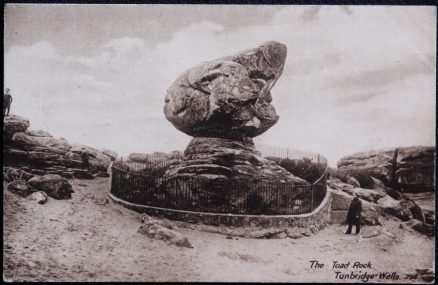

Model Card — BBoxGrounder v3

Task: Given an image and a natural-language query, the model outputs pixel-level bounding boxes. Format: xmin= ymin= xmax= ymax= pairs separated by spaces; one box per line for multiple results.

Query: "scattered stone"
xmin=28 ymin=174 xmax=74 ymax=199
xmin=28 ymin=191 xmax=48 ymax=204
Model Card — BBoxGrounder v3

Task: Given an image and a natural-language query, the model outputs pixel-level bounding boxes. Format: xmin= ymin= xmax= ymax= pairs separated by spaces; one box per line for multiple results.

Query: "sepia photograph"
xmin=3 ymin=3 xmax=436 ymax=282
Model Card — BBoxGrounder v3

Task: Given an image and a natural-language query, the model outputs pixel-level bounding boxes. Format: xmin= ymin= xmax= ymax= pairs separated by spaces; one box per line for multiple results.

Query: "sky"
xmin=4 ymin=4 xmax=436 ymax=166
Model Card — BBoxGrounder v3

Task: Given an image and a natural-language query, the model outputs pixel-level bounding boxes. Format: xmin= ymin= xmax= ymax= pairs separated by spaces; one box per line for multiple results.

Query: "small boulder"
xmin=138 ymin=214 xmax=192 ymax=248
xmin=28 ymin=174 xmax=74 ymax=199
xmin=28 ymin=191 xmax=48 ymax=204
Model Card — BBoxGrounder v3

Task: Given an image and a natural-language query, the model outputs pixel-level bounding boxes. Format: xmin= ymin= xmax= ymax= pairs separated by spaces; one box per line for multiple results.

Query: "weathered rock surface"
xmin=28 ymin=174 xmax=74 ymax=200
xmin=327 ymin=179 xmax=385 ymax=203
xmin=337 ymin=146 xmax=435 ymax=192
xmin=329 ymin=188 xmax=381 ymax=225
xmin=164 ymin=41 xmax=287 ymax=140
xmin=138 ymin=214 xmax=192 ymax=248
xmin=3 ymin=115 xmax=116 ymax=179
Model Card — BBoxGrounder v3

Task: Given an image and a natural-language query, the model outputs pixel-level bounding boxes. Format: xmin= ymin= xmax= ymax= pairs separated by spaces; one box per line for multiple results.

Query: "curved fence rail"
xmin=110 ymin=145 xmax=328 ymax=215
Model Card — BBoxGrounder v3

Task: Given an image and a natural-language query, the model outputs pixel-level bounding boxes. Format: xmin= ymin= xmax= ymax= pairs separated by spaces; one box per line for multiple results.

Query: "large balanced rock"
xmin=28 ymin=174 xmax=74 ymax=199
xmin=164 ymin=41 xmax=287 ymax=140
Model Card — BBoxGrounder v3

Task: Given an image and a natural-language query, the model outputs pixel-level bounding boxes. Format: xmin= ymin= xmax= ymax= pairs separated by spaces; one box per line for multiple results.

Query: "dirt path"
xmin=3 ymin=178 xmax=435 ymax=282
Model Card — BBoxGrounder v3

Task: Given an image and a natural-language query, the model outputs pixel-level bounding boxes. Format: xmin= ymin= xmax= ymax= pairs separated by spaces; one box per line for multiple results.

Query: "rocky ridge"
xmin=4 ymin=114 xmax=118 ymax=179
xmin=337 ymin=146 xmax=435 ymax=192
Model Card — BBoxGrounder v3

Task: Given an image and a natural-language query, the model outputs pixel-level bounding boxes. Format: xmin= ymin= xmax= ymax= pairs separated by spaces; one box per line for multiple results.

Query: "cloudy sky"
xmin=4 ymin=4 xmax=436 ymax=165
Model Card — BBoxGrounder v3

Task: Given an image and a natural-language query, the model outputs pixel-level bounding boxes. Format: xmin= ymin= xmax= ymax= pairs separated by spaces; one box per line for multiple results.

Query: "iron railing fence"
xmin=110 ymin=146 xmax=328 ymax=215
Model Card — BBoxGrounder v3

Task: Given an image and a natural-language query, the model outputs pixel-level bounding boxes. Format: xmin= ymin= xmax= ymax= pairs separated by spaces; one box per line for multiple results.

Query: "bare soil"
xmin=3 ymin=178 xmax=435 ymax=282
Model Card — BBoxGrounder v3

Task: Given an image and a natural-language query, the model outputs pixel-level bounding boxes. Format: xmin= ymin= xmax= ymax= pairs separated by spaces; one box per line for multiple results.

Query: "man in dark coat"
xmin=346 ymin=192 xmax=362 ymax=234
xmin=4 ymin=88 xmax=13 ymax=117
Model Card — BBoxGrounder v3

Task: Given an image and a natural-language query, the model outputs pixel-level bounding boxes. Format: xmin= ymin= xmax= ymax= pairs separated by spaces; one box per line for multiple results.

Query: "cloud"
xmin=4 ymin=5 xmax=436 ymax=166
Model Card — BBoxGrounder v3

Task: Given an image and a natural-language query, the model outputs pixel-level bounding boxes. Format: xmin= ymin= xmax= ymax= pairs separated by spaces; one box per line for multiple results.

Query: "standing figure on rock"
xmin=4 ymin=88 xmax=13 ymax=117
xmin=346 ymin=192 xmax=362 ymax=234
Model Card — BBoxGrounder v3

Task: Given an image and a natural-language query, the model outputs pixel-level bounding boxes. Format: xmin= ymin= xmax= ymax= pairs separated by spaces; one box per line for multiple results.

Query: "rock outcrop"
xmin=337 ymin=146 xmax=435 ymax=192
xmin=337 ymin=148 xmax=396 ymax=185
xmin=328 ymin=172 xmax=433 ymax=236
xmin=164 ymin=41 xmax=286 ymax=140
xmin=395 ymin=146 xmax=435 ymax=192
xmin=3 ymin=114 xmax=118 ymax=179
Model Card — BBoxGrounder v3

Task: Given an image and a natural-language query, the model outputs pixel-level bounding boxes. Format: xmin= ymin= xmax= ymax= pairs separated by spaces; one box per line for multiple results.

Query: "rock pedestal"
xmin=165 ymin=137 xmax=308 ymax=185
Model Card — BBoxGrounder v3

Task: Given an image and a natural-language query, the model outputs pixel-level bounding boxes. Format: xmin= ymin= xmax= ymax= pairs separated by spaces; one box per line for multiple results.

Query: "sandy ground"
xmin=3 ymin=177 xmax=435 ymax=282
